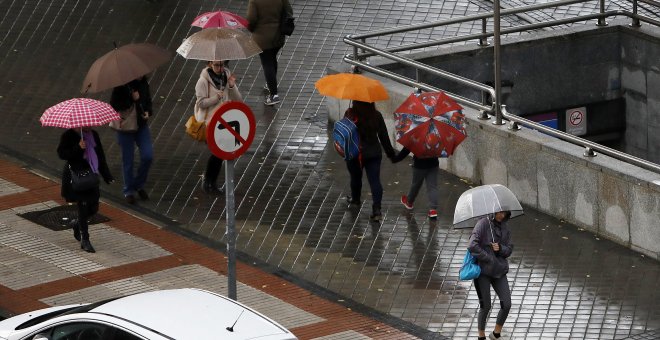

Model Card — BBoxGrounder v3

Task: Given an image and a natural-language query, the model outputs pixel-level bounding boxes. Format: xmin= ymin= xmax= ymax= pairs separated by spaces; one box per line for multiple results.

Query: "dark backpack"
xmin=333 ymin=117 xmax=360 ymax=160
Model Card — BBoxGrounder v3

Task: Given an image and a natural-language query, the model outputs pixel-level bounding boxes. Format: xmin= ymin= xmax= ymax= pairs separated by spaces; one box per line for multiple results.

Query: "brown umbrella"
xmin=176 ymin=28 xmax=262 ymax=61
xmin=81 ymin=43 xmax=171 ymax=94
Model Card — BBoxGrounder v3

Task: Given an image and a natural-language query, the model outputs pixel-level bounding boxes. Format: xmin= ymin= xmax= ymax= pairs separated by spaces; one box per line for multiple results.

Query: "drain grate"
xmin=18 ymin=205 xmax=110 ymax=231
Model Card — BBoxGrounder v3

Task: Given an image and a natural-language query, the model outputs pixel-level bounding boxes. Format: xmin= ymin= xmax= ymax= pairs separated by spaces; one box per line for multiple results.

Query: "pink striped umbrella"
xmin=40 ymin=98 xmax=120 ymax=128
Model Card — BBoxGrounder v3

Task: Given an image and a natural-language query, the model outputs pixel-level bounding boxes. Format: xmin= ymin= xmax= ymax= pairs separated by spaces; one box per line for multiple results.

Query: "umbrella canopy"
xmin=453 ymin=184 xmax=524 ymax=229
xmin=314 ymin=73 xmax=389 ymax=102
xmin=192 ymin=10 xmax=249 ymax=29
xmin=394 ymin=91 xmax=467 ymax=158
xmin=81 ymin=43 xmax=171 ymax=93
xmin=40 ymin=98 xmax=120 ymax=129
xmin=176 ymin=28 xmax=261 ymax=61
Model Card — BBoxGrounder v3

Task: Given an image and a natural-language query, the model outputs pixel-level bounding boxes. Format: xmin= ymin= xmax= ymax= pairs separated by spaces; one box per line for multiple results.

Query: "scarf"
xmin=82 ymin=130 xmax=99 ymax=173
xmin=207 ymin=68 xmax=226 ymax=89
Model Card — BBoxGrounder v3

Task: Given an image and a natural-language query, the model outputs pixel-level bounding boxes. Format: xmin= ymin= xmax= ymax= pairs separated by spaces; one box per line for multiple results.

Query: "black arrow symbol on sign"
xmin=217 ymin=120 xmax=243 ymax=146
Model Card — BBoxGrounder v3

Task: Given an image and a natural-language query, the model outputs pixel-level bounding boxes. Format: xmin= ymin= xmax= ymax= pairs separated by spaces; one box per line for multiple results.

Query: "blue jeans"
xmin=117 ymin=125 xmax=153 ymax=196
xmin=346 ymin=156 xmax=383 ymax=208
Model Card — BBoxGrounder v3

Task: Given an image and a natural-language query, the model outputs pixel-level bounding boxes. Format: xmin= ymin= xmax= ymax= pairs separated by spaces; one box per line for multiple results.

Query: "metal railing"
xmin=342 ymin=0 xmax=660 ymax=174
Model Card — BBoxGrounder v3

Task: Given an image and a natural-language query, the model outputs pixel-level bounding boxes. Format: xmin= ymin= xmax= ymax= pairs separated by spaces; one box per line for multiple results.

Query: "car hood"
xmin=0 ymin=305 xmax=79 ymax=339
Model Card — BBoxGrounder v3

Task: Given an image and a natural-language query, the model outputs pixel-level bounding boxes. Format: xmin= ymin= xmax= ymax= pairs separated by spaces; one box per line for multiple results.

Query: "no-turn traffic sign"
xmin=206 ymin=101 xmax=256 ymax=160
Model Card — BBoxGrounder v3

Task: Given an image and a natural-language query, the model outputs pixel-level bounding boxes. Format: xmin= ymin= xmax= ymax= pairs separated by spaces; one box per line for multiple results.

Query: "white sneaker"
xmin=264 ymin=94 xmax=281 ymax=106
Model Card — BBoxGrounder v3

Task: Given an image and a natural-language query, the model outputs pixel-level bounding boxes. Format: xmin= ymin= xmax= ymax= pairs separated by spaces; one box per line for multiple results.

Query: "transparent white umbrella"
xmin=176 ymin=27 xmax=262 ymax=61
xmin=453 ymin=184 xmax=524 ymax=229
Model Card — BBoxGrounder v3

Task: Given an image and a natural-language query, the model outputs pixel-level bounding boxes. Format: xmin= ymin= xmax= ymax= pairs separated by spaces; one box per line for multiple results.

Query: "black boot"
xmin=81 ymin=239 xmax=96 ymax=253
xmin=370 ymin=206 xmax=382 ymax=221
xmin=68 ymin=219 xmax=81 ymax=241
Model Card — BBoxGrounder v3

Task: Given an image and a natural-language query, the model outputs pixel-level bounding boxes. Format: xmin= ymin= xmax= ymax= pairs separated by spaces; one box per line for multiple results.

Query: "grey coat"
xmin=468 ymin=216 xmax=513 ymax=278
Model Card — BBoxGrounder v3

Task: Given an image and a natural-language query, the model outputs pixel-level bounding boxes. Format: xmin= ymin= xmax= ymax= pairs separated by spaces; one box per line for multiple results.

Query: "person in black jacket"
xmin=468 ymin=212 xmax=513 ymax=340
xmin=345 ymin=101 xmax=395 ymax=221
xmin=109 ymin=76 xmax=154 ymax=204
xmin=391 ymin=147 xmax=440 ymax=218
xmin=58 ymin=128 xmax=114 ymax=253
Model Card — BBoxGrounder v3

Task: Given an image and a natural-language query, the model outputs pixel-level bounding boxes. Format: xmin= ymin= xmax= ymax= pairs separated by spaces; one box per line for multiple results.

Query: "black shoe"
xmin=346 ymin=196 xmax=361 ymax=206
xmin=81 ymin=239 xmax=96 ymax=253
xmin=125 ymin=194 xmax=136 ymax=204
xmin=137 ymin=189 xmax=149 ymax=200
xmin=370 ymin=207 xmax=382 ymax=221
xmin=264 ymin=94 xmax=281 ymax=106
xmin=202 ymin=180 xmax=224 ymax=195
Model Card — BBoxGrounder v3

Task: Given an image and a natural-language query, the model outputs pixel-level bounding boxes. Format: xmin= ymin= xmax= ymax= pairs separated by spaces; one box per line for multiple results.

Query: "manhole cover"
xmin=18 ymin=205 xmax=110 ymax=231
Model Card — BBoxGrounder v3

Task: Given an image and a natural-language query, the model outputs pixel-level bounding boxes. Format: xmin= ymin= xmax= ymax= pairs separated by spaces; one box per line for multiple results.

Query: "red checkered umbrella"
xmin=40 ymin=98 xmax=120 ymax=128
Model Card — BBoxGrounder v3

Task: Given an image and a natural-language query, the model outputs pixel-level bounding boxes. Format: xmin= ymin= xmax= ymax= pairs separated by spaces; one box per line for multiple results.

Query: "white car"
xmin=0 ymin=288 xmax=297 ymax=340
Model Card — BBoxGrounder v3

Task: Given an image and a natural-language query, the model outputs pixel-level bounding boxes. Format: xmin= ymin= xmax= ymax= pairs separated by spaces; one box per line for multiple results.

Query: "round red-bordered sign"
xmin=206 ymin=101 xmax=256 ymax=160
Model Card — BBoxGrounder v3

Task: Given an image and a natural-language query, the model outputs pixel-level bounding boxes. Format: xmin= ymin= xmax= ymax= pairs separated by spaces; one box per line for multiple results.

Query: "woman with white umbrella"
xmin=468 ymin=211 xmax=513 ymax=340
xmin=194 ymin=60 xmax=242 ymax=194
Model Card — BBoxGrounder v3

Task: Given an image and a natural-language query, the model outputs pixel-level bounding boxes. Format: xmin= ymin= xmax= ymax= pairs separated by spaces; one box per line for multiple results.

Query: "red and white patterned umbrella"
xmin=40 ymin=98 xmax=120 ymax=128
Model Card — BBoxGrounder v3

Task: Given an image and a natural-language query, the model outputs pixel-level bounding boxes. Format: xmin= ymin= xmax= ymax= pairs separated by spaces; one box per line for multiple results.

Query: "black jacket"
xmin=57 ymin=129 xmax=113 ymax=203
xmin=468 ymin=216 xmax=513 ymax=278
xmin=347 ymin=108 xmax=395 ymax=160
xmin=391 ymin=147 xmax=439 ymax=169
xmin=109 ymin=76 xmax=153 ymax=128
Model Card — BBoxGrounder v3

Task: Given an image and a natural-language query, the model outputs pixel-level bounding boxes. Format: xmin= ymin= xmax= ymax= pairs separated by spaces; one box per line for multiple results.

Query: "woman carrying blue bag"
xmin=468 ymin=211 xmax=513 ymax=340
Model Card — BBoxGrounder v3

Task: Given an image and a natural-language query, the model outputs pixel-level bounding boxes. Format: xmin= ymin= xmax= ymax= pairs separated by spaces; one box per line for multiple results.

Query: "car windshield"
xmin=15 ymin=298 xmax=120 ymax=330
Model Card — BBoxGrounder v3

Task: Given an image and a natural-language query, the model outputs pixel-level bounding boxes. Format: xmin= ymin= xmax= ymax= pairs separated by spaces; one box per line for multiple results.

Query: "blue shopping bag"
xmin=459 ymin=250 xmax=481 ymax=281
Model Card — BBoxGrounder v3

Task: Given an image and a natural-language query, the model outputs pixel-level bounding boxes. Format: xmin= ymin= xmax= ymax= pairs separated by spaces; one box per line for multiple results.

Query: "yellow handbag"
xmin=185 ymin=115 xmax=206 ymax=141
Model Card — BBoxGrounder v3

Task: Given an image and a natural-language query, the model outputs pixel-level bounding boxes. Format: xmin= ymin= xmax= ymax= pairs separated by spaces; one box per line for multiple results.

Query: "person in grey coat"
xmin=468 ymin=211 xmax=513 ymax=340
xmin=247 ymin=0 xmax=293 ymax=106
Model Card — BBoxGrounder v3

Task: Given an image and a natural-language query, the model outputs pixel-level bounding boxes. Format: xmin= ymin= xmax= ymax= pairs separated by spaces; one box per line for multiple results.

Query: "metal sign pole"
xmin=225 ymin=159 xmax=237 ymax=300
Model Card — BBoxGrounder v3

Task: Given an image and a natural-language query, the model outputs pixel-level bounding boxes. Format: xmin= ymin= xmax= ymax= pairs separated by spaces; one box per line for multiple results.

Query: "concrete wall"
xmin=325 ymin=22 xmax=660 ymax=259
xmin=620 ymin=27 xmax=660 ymax=164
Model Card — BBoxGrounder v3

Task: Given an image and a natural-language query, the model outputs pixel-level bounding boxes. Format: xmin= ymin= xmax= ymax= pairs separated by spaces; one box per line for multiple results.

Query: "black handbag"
xmin=280 ymin=9 xmax=295 ymax=36
xmin=69 ymin=164 xmax=100 ymax=192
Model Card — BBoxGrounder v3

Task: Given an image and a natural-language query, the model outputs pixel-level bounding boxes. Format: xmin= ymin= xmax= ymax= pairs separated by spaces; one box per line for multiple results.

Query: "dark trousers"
xmin=205 ymin=154 xmax=223 ymax=184
xmin=474 ymin=274 xmax=512 ymax=330
xmin=77 ymin=200 xmax=99 ymax=240
xmin=259 ymin=46 xmax=282 ymax=95
xmin=346 ymin=156 xmax=383 ymax=208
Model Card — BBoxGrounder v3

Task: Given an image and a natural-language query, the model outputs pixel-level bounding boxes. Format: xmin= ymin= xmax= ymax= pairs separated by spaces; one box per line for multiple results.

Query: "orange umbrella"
xmin=315 ymin=73 xmax=389 ymax=102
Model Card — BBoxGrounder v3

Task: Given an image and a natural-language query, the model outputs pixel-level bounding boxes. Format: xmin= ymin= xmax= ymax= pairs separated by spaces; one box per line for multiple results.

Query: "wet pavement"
xmin=0 ymin=0 xmax=659 ymax=339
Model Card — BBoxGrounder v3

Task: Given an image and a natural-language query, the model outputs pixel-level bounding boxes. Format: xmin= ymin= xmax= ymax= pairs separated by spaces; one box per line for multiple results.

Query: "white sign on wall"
xmin=566 ymin=107 xmax=587 ymax=136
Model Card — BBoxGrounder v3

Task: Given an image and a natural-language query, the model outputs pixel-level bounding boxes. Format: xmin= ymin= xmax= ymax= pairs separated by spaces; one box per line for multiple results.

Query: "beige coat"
xmin=194 ymin=68 xmax=243 ymax=124
xmin=246 ymin=0 xmax=293 ymax=50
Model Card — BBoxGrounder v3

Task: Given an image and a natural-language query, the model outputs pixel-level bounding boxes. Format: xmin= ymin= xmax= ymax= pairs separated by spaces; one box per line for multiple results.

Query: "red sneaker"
xmin=428 ymin=209 xmax=438 ymax=218
xmin=401 ymin=195 xmax=414 ymax=210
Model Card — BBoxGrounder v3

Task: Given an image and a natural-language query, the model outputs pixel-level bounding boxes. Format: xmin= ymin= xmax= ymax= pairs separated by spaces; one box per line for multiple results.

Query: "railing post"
xmin=352 ymin=45 xmax=361 ymax=73
xmin=479 ymin=18 xmax=490 ymax=46
xmin=597 ymin=0 xmax=608 ymax=26
xmin=631 ymin=0 xmax=641 ymax=27
xmin=493 ymin=0 xmax=505 ymax=126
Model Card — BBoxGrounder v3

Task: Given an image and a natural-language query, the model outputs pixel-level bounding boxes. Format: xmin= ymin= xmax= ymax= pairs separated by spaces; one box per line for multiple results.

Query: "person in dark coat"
xmin=58 ymin=128 xmax=114 ymax=253
xmin=391 ymin=147 xmax=440 ymax=219
xmin=247 ymin=0 xmax=293 ymax=106
xmin=109 ymin=76 xmax=154 ymax=204
xmin=344 ymin=101 xmax=395 ymax=221
xmin=468 ymin=211 xmax=514 ymax=340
